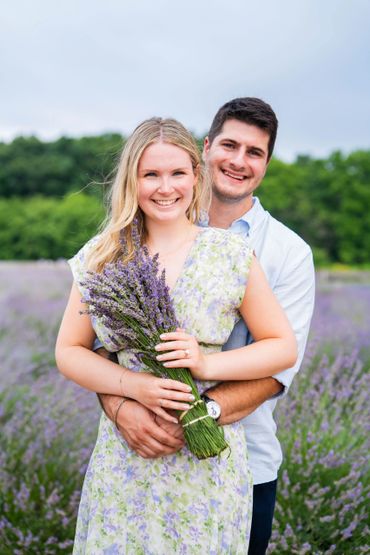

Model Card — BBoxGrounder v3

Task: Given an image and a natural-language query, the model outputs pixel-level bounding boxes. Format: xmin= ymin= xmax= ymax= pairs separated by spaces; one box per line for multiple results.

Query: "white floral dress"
xmin=70 ymin=227 xmax=253 ymax=555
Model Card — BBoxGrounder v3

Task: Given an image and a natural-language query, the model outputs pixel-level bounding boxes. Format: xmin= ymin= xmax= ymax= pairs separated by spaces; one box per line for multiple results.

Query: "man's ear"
xmin=202 ymin=136 xmax=210 ymax=162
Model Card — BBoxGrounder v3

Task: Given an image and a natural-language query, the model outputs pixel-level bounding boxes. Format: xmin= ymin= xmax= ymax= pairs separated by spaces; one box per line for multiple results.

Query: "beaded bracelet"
xmin=114 ymin=397 xmax=128 ymax=430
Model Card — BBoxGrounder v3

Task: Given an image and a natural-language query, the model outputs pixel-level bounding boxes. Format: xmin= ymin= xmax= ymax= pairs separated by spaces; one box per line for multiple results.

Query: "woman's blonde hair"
xmin=86 ymin=117 xmax=209 ymax=271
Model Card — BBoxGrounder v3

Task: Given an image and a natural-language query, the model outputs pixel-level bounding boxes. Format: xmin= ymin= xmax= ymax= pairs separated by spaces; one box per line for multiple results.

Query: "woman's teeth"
xmin=153 ymin=199 xmax=178 ymax=206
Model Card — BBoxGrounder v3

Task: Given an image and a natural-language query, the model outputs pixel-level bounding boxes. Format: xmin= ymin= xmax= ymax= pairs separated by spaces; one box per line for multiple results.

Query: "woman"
xmin=56 ymin=117 xmax=297 ymax=554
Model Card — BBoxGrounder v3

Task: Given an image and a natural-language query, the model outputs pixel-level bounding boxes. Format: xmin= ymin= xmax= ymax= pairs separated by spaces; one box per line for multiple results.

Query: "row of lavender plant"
xmin=269 ymin=281 xmax=370 ymax=554
xmin=0 ymin=262 xmax=100 ymax=554
xmin=0 ymin=264 xmax=369 ymax=553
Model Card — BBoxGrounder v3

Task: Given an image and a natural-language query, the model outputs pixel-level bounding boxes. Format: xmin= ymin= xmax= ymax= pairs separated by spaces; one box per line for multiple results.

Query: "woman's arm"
xmin=55 ymin=283 xmax=195 ymax=422
xmin=155 ymin=257 xmax=298 ymax=381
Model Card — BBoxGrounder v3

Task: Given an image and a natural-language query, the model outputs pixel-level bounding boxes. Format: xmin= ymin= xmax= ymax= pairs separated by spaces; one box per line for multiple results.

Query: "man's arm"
xmin=206 ymin=378 xmax=283 ymax=425
xmin=205 ymin=244 xmax=315 ymax=423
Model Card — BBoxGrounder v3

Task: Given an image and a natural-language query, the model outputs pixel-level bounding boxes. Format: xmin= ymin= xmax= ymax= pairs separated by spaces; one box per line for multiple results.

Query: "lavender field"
xmin=0 ymin=263 xmax=369 ymax=554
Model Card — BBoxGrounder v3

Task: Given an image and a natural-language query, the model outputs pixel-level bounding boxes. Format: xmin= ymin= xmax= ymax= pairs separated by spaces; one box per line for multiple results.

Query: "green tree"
xmin=0 ymin=194 xmax=104 ymax=260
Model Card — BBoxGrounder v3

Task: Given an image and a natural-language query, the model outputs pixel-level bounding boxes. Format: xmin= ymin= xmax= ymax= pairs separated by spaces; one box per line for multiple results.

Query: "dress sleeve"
xmin=68 ymin=237 xmax=98 ymax=297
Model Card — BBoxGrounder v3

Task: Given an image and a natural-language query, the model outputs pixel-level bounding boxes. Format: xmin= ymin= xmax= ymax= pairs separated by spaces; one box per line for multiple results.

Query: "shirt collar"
xmin=199 ymin=196 xmax=266 ymax=235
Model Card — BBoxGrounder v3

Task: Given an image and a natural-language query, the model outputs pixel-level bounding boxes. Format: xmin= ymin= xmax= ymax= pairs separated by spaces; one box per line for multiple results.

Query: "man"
xmin=99 ymin=97 xmax=315 ymax=554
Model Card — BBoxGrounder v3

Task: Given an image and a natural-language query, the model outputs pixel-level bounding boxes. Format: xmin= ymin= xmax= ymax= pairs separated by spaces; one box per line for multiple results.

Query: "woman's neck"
xmin=145 ymin=217 xmax=196 ymax=253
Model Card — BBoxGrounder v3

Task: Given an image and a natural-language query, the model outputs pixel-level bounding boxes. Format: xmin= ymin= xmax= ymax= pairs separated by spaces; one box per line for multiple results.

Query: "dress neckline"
xmin=170 ymin=228 xmax=207 ymax=295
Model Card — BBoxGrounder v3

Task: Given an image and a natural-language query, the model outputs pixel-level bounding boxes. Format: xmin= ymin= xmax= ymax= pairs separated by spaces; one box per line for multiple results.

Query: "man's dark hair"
xmin=208 ymin=97 xmax=278 ymax=160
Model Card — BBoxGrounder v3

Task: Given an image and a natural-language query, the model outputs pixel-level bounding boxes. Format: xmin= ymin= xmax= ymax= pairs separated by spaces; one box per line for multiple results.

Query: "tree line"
xmin=0 ymin=135 xmax=369 ymax=265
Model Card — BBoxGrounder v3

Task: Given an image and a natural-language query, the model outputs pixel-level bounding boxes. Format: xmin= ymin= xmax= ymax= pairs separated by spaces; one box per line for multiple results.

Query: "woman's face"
xmin=137 ymin=141 xmax=197 ymax=224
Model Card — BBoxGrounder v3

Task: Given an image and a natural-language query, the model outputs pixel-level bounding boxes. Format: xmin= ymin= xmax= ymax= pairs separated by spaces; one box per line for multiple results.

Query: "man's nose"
xmin=230 ymin=149 xmax=246 ymax=169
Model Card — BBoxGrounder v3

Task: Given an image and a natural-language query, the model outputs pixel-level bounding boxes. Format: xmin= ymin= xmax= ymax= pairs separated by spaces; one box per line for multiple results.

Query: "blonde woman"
xmin=56 ymin=117 xmax=297 ymax=554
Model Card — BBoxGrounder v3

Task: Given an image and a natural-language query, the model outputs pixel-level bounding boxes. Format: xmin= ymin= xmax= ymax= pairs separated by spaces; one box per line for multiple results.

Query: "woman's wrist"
xmin=119 ymin=368 xmax=134 ymax=399
xmin=118 ymin=368 xmax=128 ymax=396
xmin=200 ymin=355 xmax=211 ymax=380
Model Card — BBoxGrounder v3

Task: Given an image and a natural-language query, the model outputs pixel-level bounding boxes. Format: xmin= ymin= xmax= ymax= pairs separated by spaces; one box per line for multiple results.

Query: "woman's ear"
xmin=202 ymin=137 xmax=210 ymax=163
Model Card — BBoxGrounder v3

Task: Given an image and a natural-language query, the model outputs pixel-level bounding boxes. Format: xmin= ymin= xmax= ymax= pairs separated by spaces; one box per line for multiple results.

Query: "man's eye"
xmin=223 ymin=143 xmax=235 ymax=149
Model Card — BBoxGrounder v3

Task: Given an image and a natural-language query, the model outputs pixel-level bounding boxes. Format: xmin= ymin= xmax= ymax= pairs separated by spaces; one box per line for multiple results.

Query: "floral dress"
xmin=70 ymin=227 xmax=253 ymax=555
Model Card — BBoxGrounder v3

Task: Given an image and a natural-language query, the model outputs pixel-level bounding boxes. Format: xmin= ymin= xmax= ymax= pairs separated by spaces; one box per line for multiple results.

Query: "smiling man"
xmin=99 ymin=98 xmax=315 ymax=554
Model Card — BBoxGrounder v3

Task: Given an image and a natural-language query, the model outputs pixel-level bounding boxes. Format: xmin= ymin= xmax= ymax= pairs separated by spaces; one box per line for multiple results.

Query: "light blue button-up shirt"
xmin=201 ymin=197 xmax=315 ymax=484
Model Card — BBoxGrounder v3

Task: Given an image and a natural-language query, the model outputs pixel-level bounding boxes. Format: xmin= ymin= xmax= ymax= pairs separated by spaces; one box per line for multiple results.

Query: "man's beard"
xmin=212 ymin=183 xmax=252 ymax=205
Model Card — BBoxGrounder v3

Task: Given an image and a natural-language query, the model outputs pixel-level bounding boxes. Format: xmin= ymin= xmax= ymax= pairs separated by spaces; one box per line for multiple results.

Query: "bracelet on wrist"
xmin=114 ymin=397 xmax=128 ymax=429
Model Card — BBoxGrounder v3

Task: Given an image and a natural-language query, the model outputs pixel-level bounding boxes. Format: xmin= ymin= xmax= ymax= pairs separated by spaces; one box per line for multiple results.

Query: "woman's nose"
xmin=157 ymin=177 xmax=174 ymax=193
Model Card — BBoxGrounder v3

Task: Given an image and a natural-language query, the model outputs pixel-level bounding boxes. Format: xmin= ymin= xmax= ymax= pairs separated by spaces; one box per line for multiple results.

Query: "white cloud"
xmin=1 ymin=0 xmax=369 ymax=159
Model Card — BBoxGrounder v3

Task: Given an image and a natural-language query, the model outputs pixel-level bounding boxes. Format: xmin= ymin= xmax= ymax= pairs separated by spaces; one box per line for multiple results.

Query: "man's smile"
xmin=221 ymin=169 xmax=247 ymax=182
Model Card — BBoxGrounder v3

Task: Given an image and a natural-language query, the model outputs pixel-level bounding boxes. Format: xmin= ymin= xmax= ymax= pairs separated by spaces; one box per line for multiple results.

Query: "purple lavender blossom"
xmin=1 ymin=263 xmax=369 ymax=553
xmin=79 ymin=226 xmax=178 ymax=362
xmin=268 ymin=273 xmax=370 ymax=554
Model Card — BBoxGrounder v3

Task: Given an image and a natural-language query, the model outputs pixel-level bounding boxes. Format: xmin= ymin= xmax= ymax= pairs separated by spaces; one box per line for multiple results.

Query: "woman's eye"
xmin=173 ymin=171 xmax=185 ymax=176
xmin=144 ymin=172 xmax=157 ymax=178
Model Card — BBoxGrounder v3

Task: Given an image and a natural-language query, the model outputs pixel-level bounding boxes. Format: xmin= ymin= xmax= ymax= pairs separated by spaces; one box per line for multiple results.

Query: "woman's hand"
xmin=155 ymin=328 xmax=209 ymax=380
xmin=123 ymin=370 xmax=195 ymax=423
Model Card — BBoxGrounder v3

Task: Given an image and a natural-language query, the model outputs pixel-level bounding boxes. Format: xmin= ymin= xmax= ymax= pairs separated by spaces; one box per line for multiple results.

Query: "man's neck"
xmin=208 ymin=196 xmax=253 ymax=229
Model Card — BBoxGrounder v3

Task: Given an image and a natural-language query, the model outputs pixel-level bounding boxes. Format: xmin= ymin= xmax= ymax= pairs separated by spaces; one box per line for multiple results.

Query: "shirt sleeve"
xmin=272 ymin=243 xmax=315 ymax=396
xmin=93 ymin=337 xmax=104 ymax=351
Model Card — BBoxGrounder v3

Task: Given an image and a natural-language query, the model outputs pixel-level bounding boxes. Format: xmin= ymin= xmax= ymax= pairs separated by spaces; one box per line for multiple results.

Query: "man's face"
xmin=203 ymin=119 xmax=270 ymax=206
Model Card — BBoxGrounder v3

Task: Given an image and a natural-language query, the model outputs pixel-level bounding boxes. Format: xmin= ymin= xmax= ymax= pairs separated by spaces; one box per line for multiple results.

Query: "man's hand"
xmin=104 ymin=396 xmax=184 ymax=458
xmin=154 ymin=414 xmax=184 ymax=441
xmin=96 ymin=347 xmax=185 ymax=457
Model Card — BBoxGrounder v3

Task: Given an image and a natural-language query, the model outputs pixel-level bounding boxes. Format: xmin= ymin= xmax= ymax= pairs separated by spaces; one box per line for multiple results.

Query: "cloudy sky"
xmin=1 ymin=0 xmax=369 ymax=160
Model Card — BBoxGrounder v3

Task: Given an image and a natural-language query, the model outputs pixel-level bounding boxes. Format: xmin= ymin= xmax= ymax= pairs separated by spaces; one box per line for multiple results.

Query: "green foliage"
xmin=0 ymin=194 xmax=105 ymax=260
xmin=0 ymin=134 xmax=123 ymax=197
xmin=259 ymin=150 xmax=370 ymax=266
xmin=0 ymin=133 xmax=369 ymax=264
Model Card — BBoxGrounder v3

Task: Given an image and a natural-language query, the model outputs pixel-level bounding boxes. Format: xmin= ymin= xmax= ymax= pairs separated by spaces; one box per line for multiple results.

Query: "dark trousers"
xmin=248 ymin=479 xmax=278 ymax=555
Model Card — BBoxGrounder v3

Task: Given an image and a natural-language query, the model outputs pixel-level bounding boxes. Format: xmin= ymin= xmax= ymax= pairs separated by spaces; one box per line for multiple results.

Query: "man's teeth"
xmin=153 ymin=199 xmax=178 ymax=206
xmin=223 ymin=170 xmax=244 ymax=181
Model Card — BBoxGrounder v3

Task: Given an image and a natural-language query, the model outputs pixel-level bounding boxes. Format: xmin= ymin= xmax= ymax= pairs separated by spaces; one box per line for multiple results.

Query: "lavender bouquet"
xmin=80 ymin=226 xmax=229 ymax=460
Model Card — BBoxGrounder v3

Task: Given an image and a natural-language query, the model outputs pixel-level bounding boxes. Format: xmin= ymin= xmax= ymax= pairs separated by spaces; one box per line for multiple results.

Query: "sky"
xmin=1 ymin=0 xmax=370 ymax=160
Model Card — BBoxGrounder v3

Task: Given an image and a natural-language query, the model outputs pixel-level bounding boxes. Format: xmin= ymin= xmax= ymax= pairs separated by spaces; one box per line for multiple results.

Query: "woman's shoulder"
xmin=195 ymin=227 xmax=252 ymax=306
xmin=200 ymin=226 xmax=251 ymax=255
xmin=68 ymin=234 xmax=101 ymax=281
xmin=73 ymin=234 xmax=101 ymax=259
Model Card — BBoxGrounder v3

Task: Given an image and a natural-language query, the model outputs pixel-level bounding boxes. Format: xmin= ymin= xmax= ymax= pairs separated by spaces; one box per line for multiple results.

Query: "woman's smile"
xmin=151 ymin=198 xmax=180 ymax=206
